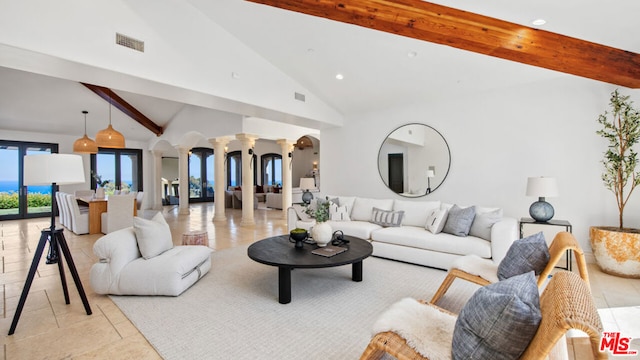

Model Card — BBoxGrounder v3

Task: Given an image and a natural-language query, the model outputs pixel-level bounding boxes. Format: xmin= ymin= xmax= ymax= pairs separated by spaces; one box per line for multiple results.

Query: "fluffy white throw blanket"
xmin=371 ymin=298 xmax=455 ymax=360
xmin=452 ymin=254 xmax=500 ymax=283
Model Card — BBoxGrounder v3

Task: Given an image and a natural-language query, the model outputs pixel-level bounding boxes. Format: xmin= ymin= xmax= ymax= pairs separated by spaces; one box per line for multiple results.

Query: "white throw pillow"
xmin=425 ymin=208 xmax=449 ymax=234
xmin=329 ymin=202 xmax=351 ymax=221
xmin=134 ymin=212 xmax=173 ymax=259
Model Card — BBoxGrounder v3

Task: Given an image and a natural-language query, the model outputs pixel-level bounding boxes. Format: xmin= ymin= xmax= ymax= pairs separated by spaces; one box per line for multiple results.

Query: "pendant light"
xmin=95 ymin=96 xmax=125 ymax=148
xmin=73 ymin=110 xmax=99 ymax=154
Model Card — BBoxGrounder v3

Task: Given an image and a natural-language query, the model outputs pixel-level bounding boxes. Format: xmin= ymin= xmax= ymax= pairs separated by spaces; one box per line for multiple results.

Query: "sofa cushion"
xmin=350 ymin=197 xmax=394 ymax=221
xmin=452 ymin=271 xmax=541 ymax=360
xmin=327 ymin=195 xmax=356 ymax=217
xmin=134 ymin=212 xmax=174 ymax=259
xmin=392 ymin=200 xmax=440 ymax=227
xmin=371 ymin=226 xmax=492 ymax=258
xmin=469 ymin=208 xmax=503 ymax=241
xmin=370 ymin=207 xmax=404 ymax=227
xmin=425 ymin=208 xmax=449 ymax=234
xmin=327 ymin=220 xmax=382 ymax=239
xmin=442 ymin=205 xmax=476 ymax=237
xmin=497 ymin=231 xmax=549 ymax=280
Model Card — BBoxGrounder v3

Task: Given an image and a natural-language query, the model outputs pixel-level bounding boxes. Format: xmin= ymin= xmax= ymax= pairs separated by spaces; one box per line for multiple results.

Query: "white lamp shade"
xmin=24 ymin=154 xmax=86 ymax=185
xmin=526 ymin=177 xmax=559 ymax=198
xmin=299 ymin=177 xmax=316 ymax=190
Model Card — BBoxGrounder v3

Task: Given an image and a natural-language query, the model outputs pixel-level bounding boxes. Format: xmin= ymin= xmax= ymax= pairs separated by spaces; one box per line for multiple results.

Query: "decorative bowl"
xmin=289 ymin=228 xmax=308 ymax=242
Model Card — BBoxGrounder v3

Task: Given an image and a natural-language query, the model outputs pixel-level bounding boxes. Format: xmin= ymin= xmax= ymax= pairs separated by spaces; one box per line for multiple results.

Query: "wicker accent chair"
xmin=430 ymin=231 xmax=589 ymax=305
xmin=360 ymin=271 xmax=606 ymax=360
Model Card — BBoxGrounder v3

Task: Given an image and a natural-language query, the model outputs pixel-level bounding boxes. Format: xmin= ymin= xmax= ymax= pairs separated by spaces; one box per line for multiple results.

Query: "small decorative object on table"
xmin=289 ymin=228 xmax=308 ymax=249
xmin=306 ymin=198 xmax=332 ymax=247
xmin=182 ymin=230 xmax=209 ymax=246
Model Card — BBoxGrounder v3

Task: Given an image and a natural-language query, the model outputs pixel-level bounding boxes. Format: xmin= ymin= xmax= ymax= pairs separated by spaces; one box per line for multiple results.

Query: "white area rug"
xmin=110 ymin=246 xmax=479 ymax=359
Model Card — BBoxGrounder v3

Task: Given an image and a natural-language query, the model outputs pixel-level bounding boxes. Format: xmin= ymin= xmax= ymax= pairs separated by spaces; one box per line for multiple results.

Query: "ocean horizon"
xmin=0 ymin=180 xmax=52 ymax=194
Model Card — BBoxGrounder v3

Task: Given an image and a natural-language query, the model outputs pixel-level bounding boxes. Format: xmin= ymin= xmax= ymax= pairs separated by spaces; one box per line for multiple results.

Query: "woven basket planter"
xmin=590 ymin=226 xmax=640 ymax=278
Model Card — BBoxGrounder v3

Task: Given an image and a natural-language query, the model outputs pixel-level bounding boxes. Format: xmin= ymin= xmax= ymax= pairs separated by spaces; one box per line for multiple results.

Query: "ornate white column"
xmin=209 ymin=137 xmax=230 ymax=222
xmin=236 ymin=133 xmax=258 ymax=226
xmin=152 ymin=149 xmax=163 ymax=211
xmin=176 ymin=146 xmax=190 ymax=215
xmin=277 ymin=139 xmax=295 ymax=217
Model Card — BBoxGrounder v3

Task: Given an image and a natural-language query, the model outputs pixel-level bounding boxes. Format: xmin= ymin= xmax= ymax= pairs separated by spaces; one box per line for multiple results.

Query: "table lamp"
xmin=299 ymin=177 xmax=316 ymax=204
xmin=10 ymin=154 xmax=92 ymax=335
xmin=425 ymin=169 xmax=435 ymax=195
xmin=526 ymin=176 xmax=559 ymax=222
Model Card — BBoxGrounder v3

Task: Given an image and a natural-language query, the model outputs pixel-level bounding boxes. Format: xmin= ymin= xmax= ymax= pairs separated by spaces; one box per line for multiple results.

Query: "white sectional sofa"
xmin=287 ymin=196 xmax=518 ymax=270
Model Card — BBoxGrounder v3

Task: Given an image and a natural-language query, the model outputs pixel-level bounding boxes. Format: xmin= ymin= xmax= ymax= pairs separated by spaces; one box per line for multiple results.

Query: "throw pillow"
xmin=497 ymin=231 xmax=550 ymax=280
xmin=452 ymin=271 xmax=542 ymax=360
xmin=370 ymin=207 xmax=404 ymax=227
xmin=134 ymin=212 xmax=174 ymax=259
xmin=329 ymin=202 xmax=351 ymax=221
xmin=469 ymin=208 xmax=503 ymax=241
xmin=425 ymin=208 xmax=449 ymax=234
xmin=442 ymin=205 xmax=476 ymax=237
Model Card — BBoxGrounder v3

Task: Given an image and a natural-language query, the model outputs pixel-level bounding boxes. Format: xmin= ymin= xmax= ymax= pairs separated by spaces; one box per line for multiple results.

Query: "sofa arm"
xmin=489 ymin=217 xmax=518 ymax=264
xmin=90 ymin=227 xmax=141 ymax=294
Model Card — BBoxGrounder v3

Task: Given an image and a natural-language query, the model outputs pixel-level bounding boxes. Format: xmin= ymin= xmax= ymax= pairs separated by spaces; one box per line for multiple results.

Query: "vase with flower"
xmin=306 ymin=198 xmax=332 ymax=247
xmin=92 ymin=171 xmax=110 ymax=199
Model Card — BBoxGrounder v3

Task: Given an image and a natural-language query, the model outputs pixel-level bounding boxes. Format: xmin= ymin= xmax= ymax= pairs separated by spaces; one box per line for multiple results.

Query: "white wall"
xmin=320 ymin=76 xmax=640 ymax=255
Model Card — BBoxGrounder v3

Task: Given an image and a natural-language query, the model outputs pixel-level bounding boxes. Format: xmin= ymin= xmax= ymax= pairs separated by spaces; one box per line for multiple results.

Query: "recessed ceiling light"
xmin=532 ymin=19 xmax=546 ymax=26
xmin=407 ymin=51 xmax=418 ymax=58
xmin=335 ymin=73 xmax=344 ymax=80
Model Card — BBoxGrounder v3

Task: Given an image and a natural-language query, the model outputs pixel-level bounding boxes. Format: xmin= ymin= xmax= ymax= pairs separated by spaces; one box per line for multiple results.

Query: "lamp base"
xmin=529 ymin=200 xmax=554 ymax=222
xmin=301 ymin=190 xmax=313 ymax=204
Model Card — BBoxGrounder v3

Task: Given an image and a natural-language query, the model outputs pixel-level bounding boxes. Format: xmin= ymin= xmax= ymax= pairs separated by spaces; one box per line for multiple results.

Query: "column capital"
xmin=208 ymin=137 xmax=232 ymax=147
xmin=235 ymin=133 xmax=259 ymax=146
xmin=175 ymin=145 xmax=190 ymax=155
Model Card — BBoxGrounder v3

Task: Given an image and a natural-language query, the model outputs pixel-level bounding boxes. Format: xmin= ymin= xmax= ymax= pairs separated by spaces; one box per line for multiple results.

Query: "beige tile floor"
xmin=0 ymin=203 xmax=638 ymax=359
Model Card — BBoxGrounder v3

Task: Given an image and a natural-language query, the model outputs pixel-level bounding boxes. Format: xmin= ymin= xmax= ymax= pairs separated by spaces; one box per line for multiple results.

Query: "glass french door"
xmin=91 ymin=148 xmax=142 ymax=195
xmin=0 ymin=140 xmax=58 ymax=220
xmin=188 ymin=148 xmax=214 ymax=203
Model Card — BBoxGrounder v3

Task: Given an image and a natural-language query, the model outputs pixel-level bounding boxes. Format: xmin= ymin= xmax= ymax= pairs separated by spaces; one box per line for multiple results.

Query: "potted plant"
xmin=92 ymin=171 xmax=110 ymax=199
xmin=305 ymin=198 xmax=332 ymax=247
xmin=590 ymin=89 xmax=640 ymax=278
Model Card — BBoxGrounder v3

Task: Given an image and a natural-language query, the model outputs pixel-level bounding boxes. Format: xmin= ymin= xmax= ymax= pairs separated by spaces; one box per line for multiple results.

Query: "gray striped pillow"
xmin=370 ymin=207 xmax=404 ymax=227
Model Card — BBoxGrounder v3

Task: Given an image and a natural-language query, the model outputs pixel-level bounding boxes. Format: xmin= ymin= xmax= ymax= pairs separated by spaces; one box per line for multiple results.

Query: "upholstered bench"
xmin=90 ymin=213 xmax=212 ymax=296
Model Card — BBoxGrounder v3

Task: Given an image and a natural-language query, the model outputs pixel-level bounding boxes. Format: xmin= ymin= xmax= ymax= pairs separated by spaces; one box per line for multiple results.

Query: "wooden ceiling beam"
xmin=81 ymin=83 xmax=164 ymax=136
xmin=247 ymin=0 xmax=640 ymax=88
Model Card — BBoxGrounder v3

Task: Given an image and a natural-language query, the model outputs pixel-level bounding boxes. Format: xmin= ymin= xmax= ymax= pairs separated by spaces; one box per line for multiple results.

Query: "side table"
xmin=519 ymin=218 xmax=573 ymax=270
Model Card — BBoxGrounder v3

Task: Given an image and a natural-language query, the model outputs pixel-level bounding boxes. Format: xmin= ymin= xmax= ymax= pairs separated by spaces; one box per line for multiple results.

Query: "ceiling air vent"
xmin=294 ymin=92 xmax=306 ymax=102
xmin=116 ymin=33 xmax=144 ymax=52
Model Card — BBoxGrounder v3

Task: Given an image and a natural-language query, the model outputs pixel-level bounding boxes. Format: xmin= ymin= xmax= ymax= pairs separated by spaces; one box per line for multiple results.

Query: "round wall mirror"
xmin=377 ymin=123 xmax=451 ymax=197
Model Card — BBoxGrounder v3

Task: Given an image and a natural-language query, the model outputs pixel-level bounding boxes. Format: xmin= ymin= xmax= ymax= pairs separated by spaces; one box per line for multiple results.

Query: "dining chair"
xmin=66 ymin=194 xmax=89 ymax=235
xmin=430 ymin=232 xmax=589 ymax=305
xmin=101 ymin=194 xmax=136 ymax=234
xmin=55 ymin=192 xmax=67 ymax=228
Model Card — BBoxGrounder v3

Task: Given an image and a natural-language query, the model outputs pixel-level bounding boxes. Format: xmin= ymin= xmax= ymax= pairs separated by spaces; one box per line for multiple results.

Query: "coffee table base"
xmin=277 ymin=261 xmax=364 ymax=304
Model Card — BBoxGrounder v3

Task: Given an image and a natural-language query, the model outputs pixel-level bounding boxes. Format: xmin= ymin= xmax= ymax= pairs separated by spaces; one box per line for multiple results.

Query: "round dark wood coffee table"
xmin=247 ymin=235 xmax=373 ymax=304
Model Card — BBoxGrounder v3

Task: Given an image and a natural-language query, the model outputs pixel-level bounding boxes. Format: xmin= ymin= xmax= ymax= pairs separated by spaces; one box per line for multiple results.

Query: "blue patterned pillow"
xmin=452 ymin=272 xmax=541 ymax=360
xmin=497 ymin=231 xmax=550 ymax=281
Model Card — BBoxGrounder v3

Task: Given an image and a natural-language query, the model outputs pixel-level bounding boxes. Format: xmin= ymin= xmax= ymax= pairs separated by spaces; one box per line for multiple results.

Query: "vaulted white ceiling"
xmin=0 ymin=0 xmax=638 ymax=144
